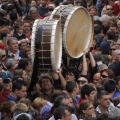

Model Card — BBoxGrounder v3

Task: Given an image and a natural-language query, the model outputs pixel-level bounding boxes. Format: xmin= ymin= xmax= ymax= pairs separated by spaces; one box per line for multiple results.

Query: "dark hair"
xmin=114 ymin=76 xmax=120 ymax=85
xmin=54 ymin=95 xmax=68 ymax=109
xmin=14 ymin=69 xmax=24 ymax=77
xmin=106 ymin=30 xmax=116 ymax=40
xmin=1 ymin=31 xmax=9 ymax=39
xmin=12 ymin=80 xmax=27 ymax=92
xmin=16 ymin=114 xmax=31 ymax=120
xmin=97 ymin=113 xmax=109 ymax=120
xmin=18 ymin=58 xmax=29 ymax=70
xmin=97 ymin=90 xmax=109 ymax=99
xmin=110 ymin=22 xmax=118 ymax=29
xmin=66 ymin=81 xmax=77 ymax=93
xmin=54 ymin=106 xmax=72 ymax=120
xmin=14 ymin=21 xmax=24 ymax=33
xmin=101 ymin=69 xmax=115 ymax=79
xmin=66 ymin=67 xmax=79 ymax=80
xmin=102 ymin=79 xmax=116 ymax=93
xmin=94 ymin=25 xmax=102 ymax=34
xmin=81 ymin=84 xmax=95 ymax=99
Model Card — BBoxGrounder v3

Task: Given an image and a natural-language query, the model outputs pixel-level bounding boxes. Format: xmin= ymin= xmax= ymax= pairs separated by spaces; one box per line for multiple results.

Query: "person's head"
xmin=6 ymin=58 xmax=15 ymax=70
xmin=18 ymin=58 xmax=32 ymax=72
xmin=93 ymin=52 xmax=102 ymax=62
xmin=117 ymin=20 xmax=120 ymax=31
xmin=66 ymin=81 xmax=79 ymax=95
xmin=77 ymin=77 xmax=88 ymax=90
xmin=12 ymin=80 xmax=27 ymax=100
xmin=81 ymin=84 xmax=96 ymax=102
xmin=93 ymin=72 xmax=102 ymax=84
xmin=77 ymin=100 xmax=95 ymax=118
xmin=31 ymin=0 xmax=37 ymax=7
xmin=94 ymin=25 xmax=102 ymax=35
xmin=14 ymin=69 xmax=28 ymax=82
xmin=14 ymin=21 xmax=24 ymax=34
xmin=54 ymin=106 xmax=72 ymax=120
xmin=40 ymin=0 xmax=48 ymax=8
xmin=102 ymin=79 xmax=116 ymax=95
xmin=1 ymin=31 xmax=11 ymax=42
xmin=101 ymin=69 xmax=115 ymax=81
xmin=97 ymin=90 xmax=110 ymax=109
xmin=98 ymin=64 xmax=108 ymax=72
xmin=18 ymin=98 xmax=33 ymax=111
xmin=54 ymin=95 xmax=70 ymax=109
xmin=108 ymin=0 xmax=116 ymax=6
xmin=112 ymin=49 xmax=120 ymax=62
xmin=23 ymin=21 xmax=31 ymax=33
xmin=65 ymin=67 xmax=79 ymax=81
xmin=7 ymin=37 xmax=18 ymax=53
xmin=89 ymin=6 xmax=97 ymax=16
xmin=101 ymin=7 xmax=107 ymax=16
xmin=109 ymin=22 xmax=118 ymax=33
xmin=100 ymin=14 xmax=111 ymax=28
xmin=39 ymin=73 xmax=53 ymax=91
xmin=29 ymin=7 xmax=39 ymax=20
xmin=114 ymin=76 xmax=120 ymax=91
xmin=19 ymin=41 xmax=28 ymax=51
xmin=115 ymin=38 xmax=120 ymax=49
xmin=32 ymin=97 xmax=47 ymax=111
xmin=106 ymin=5 xmax=113 ymax=16
xmin=106 ymin=30 xmax=116 ymax=40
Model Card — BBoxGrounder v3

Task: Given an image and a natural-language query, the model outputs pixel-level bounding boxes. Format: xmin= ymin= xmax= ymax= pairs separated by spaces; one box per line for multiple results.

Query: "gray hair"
xmin=98 ymin=64 xmax=108 ymax=72
xmin=6 ymin=58 xmax=15 ymax=69
xmin=100 ymin=14 xmax=111 ymax=22
xmin=7 ymin=37 xmax=18 ymax=45
xmin=29 ymin=7 xmax=38 ymax=13
xmin=93 ymin=16 xmax=100 ymax=21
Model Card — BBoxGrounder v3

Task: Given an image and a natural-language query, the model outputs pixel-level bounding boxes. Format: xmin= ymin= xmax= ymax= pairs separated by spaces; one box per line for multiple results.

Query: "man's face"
xmin=8 ymin=40 xmax=18 ymax=52
xmin=109 ymin=26 xmax=118 ymax=33
xmin=93 ymin=73 xmax=101 ymax=84
xmin=87 ymin=90 xmax=96 ymax=102
xmin=40 ymin=0 xmax=47 ymax=7
xmin=19 ymin=42 xmax=28 ymax=51
xmin=77 ymin=77 xmax=88 ymax=89
xmin=66 ymin=72 xmax=76 ymax=81
xmin=23 ymin=23 xmax=30 ymax=33
xmin=98 ymin=95 xmax=110 ymax=109
xmin=41 ymin=78 xmax=53 ymax=90
xmin=106 ymin=5 xmax=113 ymax=16
xmin=63 ymin=110 xmax=72 ymax=120
xmin=117 ymin=20 xmax=120 ymax=30
xmin=30 ymin=10 xmax=39 ymax=20
xmin=102 ymin=20 xmax=110 ymax=28
xmin=26 ymin=62 xmax=32 ymax=72
xmin=16 ymin=86 xmax=27 ymax=99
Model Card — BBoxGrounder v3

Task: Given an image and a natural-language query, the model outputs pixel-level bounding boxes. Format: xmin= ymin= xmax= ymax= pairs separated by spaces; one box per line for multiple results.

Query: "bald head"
xmin=112 ymin=50 xmax=120 ymax=62
xmin=93 ymin=73 xmax=101 ymax=84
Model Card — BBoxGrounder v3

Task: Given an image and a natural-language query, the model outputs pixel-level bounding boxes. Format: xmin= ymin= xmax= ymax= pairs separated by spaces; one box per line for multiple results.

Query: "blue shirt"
xmin=113 ymin=91 xmax=120 ymax=98
xmin=7 ymin=94 xmax=17 ymax=103
xmin=40 ymin=101 xmax=53 ymax=120
xmin=0 ymin=70 xmax=12 ymax=80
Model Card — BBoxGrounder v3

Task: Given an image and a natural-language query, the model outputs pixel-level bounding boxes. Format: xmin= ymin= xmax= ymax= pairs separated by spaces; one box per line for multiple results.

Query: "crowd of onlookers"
xmin=0 ymin=0 xmax=120 ymax=120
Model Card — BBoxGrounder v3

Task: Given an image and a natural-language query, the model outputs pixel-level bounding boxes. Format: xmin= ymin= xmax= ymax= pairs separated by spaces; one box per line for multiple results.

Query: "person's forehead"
xmin=78 ymin=77 xmax=87 ymax=81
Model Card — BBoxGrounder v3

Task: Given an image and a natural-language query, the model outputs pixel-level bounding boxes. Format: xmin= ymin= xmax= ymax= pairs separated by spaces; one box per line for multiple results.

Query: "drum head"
xmin=63 ymin=7 xmax=92 ymax=58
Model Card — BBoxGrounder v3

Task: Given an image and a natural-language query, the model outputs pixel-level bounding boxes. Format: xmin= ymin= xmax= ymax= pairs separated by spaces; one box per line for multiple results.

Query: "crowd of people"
xmin=0 ymin=0 xmax=120 ymax=120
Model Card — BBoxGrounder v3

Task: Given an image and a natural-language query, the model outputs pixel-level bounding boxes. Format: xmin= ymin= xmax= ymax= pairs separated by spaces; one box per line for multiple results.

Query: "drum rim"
xmin=63 ymin=7 xmax=93 ymax=58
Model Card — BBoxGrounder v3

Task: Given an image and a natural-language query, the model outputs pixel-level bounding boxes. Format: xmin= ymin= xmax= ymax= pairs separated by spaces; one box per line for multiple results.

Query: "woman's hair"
xmin=101 ymin=69 xmax=115 ymax=79
xmin=32 ymin=97 xmax=47 ymax=110
xmin=77 ymin=100 xmax=91 ymax=116
xmin=14 ymin=21 xmax=23 ymax=33
xmin=18 ymin=98 xmax=34 ymax=111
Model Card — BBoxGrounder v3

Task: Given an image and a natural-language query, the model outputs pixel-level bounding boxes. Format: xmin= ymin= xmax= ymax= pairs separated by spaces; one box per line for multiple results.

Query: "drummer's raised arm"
xmin=57 ymin=68 xmax=66 ymax=89
xmin=81 ymin=54 xmax=88 ymax=76
xmin=89 ymin=52 xmax=96 ymax=68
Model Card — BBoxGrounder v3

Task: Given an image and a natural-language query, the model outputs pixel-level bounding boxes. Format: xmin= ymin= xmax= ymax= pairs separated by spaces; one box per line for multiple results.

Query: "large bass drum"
xmin=31 ymin=19 xmax=62 ymax=72
xmin=49 ymin=5 xmax=93 ymax=58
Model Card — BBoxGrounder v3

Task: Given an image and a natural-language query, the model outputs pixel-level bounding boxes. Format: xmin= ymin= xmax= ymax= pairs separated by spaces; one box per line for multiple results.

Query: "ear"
xmin=98 ymin=98 xmax=101 ymax=104
xmin=82 ymin=110 xmax=86 ymax=114
xmin=85 ymin=94 xmax=88 ymax=99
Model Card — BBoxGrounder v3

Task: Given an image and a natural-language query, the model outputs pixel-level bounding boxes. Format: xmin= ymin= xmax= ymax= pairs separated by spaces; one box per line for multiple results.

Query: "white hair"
xmin=93 ymin=16 xmax=100 ymax=21
xmin=100 ymin=14 xmax=111 ymax=22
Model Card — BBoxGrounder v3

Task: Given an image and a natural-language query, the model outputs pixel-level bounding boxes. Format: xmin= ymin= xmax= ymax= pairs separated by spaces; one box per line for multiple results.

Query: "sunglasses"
xmin=107 ymin=8 xmax=113 ymax=10
xmin=77 ymin=80 xmax=87 ymax=84
xmin=101 ymin=75 xmax=108 ymax=78
xmin=2 ymin=55 xmax=6 ymax=58
xmin=110 ymin=48 xmax=116 ymax=51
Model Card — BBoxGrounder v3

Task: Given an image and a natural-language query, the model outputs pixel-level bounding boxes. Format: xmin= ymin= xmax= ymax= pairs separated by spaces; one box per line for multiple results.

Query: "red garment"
xmin=113 ymin=3 xmax=119 ymax=16
xmin=0 ymin=42 xmax=5 ymax=50
xmin=77 ymin=98 xmax=83 ymax=104
xmin=0 ymin=87 xmax=11 ymax=103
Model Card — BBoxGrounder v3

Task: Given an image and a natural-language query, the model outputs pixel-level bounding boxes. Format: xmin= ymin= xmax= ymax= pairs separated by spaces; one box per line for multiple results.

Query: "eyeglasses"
xmin=107 ymin=8 xmax=113 ymax=10
xmin=86 ymin=106 xmax=94 ymax=110
xmin=77 ymin=80 xmax=87 ymax=84
xmin=110 ymin=48 xmax=116 ymax=51
xmin=101 ymin=75 xmax=108 ymax=78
